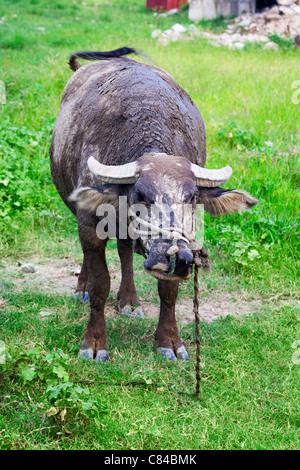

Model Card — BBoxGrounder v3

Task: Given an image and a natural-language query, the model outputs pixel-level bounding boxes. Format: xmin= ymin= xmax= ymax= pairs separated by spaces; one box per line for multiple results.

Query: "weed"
xmin=269 ymin=33 xmax=295 ymax=50
xmin=217 ymin=121 xmax=260 ymax=149
xmin=2 ymin=348 xmax=107 ymax=433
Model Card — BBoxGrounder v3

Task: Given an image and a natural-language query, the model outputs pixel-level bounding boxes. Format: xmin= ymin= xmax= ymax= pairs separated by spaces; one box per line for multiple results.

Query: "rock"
xmin=157 ymin=36 xmax=170 ymax=46
xmin=290 ymin=15 xmax=300 ymax=36
xmin=171 ymin=23 xmax=187 ymax=34
xmin=156 ymin=24 xmax=187 ymax=44
xmin=269 ymin=5 xmax=280 ymax=14
xmin=162 ymin=29 xmax=173 ymax=37
xmin=266 ymin=13 xmax=282 ymax=21
xmin=263 ymin=41 xmax=279 ymax=51
xmin=167 ymin=8 xmax=179 ymax=15
xmin=232 ymin=41 xmax=245 ymax=49
xmin=277 ymin=0 xmax=293 ymax=5
xmin=278 ymin=5 xmax=293 ymax=14
xmin=151 ymin=29 xmax=162 ymax=39
xmin=20 ymin=263 xmax=36 ymax=273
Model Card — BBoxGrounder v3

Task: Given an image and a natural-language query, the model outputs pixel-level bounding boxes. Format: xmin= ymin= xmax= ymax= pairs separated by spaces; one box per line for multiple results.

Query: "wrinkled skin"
xmin=128 ymin=153 xmax=197 ymax=281
xmin=50 ymin=57 xmax=257 ymax=362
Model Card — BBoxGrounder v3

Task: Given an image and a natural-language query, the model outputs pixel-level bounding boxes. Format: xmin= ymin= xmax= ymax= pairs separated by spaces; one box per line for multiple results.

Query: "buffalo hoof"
xmin=118 ymin=304 xmax=144 ymax=319
xmin=176 ymin=346 xmax=189 ymax=361
xmin=75 ymin=291 xmax=90 ymax=303
xmin=157 ymin=347 xmax=177 ymax=361
xmin=135 ymin=306 xmax=144 ymax=319
xmin=78 ymin=347 xmax=93 ymax=361
xmin=119 ymin=305 xmax=133 ymax=317
xmin=95 ymin=350 xmax=109 ymax=363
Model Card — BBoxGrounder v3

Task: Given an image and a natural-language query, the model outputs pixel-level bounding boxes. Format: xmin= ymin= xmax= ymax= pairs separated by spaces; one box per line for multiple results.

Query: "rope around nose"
xmin=127 ymin=207 xmax=190 ymax=243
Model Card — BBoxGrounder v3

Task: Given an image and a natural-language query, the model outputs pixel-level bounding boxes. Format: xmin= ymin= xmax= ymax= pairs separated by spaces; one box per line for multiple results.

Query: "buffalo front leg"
xmin=117 ymin=239 xmax=144 ymax=318
xmin=79 ymin=242 xmax=110 ymax=362
xmin=155 ymin=280 xmax=189 ymax=361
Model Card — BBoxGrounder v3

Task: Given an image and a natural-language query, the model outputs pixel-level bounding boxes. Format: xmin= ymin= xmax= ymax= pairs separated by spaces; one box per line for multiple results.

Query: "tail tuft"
xmin=68 ymin=47 xmax=140 ymax=72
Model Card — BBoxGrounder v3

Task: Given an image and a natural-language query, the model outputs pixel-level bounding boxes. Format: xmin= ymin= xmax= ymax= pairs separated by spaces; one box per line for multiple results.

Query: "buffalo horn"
xmin=191 ymin=163 xmax=232 ymax=187
xmin=88 ymin=156 xmax=139 ymax=184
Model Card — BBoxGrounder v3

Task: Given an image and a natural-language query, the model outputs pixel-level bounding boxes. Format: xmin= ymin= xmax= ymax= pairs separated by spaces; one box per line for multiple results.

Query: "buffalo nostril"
xmin=174 ymin=245 xmax=193 ymax=278
xmin=177 ymin=249 xmax=193 ymax=265
xmin=144 ymin=239 xmax=172 ymax=273
xmin=144 ymin=255 xmax=170 ymax=273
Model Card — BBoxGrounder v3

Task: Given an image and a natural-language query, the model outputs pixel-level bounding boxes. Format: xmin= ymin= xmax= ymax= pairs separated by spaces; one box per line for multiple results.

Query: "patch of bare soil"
xmin=1 ymin=258 xmax=298 ymax=323
xmin=2 ymin=258 xmax=81 ymax=295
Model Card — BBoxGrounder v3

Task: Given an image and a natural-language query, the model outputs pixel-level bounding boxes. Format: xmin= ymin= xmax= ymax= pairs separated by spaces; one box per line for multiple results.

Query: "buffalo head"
xmin=70 ymin=152 xmax=258 ymax=281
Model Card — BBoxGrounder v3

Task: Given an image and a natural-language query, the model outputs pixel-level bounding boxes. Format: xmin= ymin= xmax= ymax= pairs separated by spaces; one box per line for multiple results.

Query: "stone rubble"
xmin=151 ymin=1 xmax=300 ymax=49
xmin=230 ymin=1 xmax=300 ymax=40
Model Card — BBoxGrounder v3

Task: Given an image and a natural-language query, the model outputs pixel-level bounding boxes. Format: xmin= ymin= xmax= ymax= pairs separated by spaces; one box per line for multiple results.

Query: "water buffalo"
xmin=50 ymin=48 xmax=258 ymax=362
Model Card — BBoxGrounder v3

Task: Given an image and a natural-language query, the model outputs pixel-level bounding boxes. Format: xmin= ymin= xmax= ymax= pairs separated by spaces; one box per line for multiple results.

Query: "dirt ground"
xmin=1 ymin=257 xmax=298 ymax=323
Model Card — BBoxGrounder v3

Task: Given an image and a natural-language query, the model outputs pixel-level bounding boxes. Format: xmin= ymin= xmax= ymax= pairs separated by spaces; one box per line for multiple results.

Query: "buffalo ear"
xmin=69 ymin=185 xmax=119 ymax=212
xmin=196 ymin=187 xmax=258 ymax=216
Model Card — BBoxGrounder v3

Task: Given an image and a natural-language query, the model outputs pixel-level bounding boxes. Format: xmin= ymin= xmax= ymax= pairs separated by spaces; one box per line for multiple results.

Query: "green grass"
xmin=0 ymin=0 xmax=299 ymax=450
xmin=0 ymin=284 xmax=298 ymax=450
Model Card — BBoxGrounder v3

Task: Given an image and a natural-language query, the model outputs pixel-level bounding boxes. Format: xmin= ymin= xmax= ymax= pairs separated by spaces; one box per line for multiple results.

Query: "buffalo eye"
xmin=184 ymin=192 xmax=197 ymax=204
xmin=136 ymin=190 xmax=145 ymax=203
xmin=136 ymin=190 xmax=150 ymax=204
xmin=135 ymin=188 xmax=155 ymax=205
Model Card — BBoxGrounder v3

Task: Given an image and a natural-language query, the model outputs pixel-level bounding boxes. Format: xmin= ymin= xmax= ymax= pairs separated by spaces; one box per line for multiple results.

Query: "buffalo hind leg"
xmin=155 ymin=279 xmax=189 ymax=361
xmin=78 ymin=240 xmax=110 ymax=362
xmin=117 ymin=239 xmax=144 ymax=318
xmin=76 ymin=255 xmax=89 ymax=301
